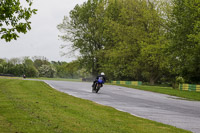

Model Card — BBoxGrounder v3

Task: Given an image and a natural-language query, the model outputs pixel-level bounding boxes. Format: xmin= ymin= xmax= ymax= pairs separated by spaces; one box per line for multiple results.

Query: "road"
xmin=44 ymin=80 xmax=200 ymax=133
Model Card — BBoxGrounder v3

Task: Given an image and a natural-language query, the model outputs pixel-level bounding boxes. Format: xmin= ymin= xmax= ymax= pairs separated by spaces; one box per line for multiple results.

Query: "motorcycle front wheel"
xmin=96 ymin=85 xmax=100 ymax=93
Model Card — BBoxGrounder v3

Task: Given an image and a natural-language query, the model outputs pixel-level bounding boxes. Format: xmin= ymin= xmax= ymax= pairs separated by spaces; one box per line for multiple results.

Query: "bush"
xmin=175 ymin=76 xmax=185 ymax=89
xmin=38 ymin=65 xmax=56 ymax=78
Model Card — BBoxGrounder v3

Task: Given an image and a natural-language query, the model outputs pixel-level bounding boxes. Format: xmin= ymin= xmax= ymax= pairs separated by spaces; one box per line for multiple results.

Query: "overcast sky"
xmin=0 ymin=0 xmax=86 ymax=62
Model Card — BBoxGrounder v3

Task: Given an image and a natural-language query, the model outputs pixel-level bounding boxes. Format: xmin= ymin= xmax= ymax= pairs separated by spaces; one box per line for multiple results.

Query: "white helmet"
xmin=101 ymin=72 xmax=105 ymax=75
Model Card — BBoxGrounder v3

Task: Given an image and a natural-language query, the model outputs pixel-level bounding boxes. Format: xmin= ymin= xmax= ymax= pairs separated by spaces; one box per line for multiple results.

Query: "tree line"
xmin=57 ymin=0 xmax=200 ymax=86
xmin=0 ymin=57 xmax=89 ymax=79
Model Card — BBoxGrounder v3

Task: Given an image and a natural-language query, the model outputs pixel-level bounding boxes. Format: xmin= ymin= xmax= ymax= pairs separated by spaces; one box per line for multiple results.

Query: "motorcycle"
xmin=92 ymin=79 xmax=103 ymax=93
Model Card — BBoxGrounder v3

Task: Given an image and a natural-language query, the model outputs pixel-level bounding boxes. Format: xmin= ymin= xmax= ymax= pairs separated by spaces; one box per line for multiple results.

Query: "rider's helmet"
xmin=101 ymin=72 xmax=105 ymax=75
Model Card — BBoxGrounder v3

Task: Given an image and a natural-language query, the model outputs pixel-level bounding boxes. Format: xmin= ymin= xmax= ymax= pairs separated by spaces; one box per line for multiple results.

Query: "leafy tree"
xmin=135 ymin=0 xmax=170 ymax=84
xmin=24 ymin=65 xmax=39 ymax=77
xmin=53 ymin=60 xmax=80 ymax=78
xmin=23 ymin=58 xmax=34 ymax=66
xmin=8 ymin=58 xmax=22 ymax=65
xmin=38 ymin=65 xmax=56 ymax=78
xmin=0 ymin=64 xmax=3 ymax=73
xmin=0 ymin=0 xmax=37 ymax=41
xmin=0 ymin=59 xmax=6 ymax=73
xmin=13 ymin=64 xmax=25 ymax=76
xmin=65 ymin=61 xmax=80 ymax=78
xmin=3 ymin=62 xmax=15 ymax=74
xmin=33 ymin=58 xmax=50 ymax=69
xmin=99 ymin=0 xmax=169 ymax=84
xmin=21 ymin=57 xmax=38 ymax=77
xmin=57 ymin=0 xmax=106 ymax=76
xmin=52 ymin=61 xmax=68 ymax=78
xmin=0 ymin=58 xmax=5 ymax=64
xmin=78 ymin=68 xmax=91 ymax=79
xmin=169 ymin=0 xmax=200 ymax=83
xmin=58 ymin=0 xmax=170 ymax=84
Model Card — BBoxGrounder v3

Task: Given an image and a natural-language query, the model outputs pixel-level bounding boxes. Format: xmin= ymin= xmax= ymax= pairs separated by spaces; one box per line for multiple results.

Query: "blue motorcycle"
xmin=92 ymin=79 xmax=103 ymax=93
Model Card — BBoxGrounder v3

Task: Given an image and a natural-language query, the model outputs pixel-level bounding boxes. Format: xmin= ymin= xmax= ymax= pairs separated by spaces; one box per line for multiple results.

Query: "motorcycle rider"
xmin=92 ymin=72 xmax=106 ymax=87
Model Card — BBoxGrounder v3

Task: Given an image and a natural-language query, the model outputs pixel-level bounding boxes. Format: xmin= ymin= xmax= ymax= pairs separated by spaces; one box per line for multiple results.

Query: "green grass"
xmin=0 ymin=79 xmax=191 ymax=133
xmin=0 ymin=76 xmax=82 ymax=82
xmin=113 ymin=84 xmax=200 ymax=101
xmin=28 ymin=77 xmax=82 ymax=82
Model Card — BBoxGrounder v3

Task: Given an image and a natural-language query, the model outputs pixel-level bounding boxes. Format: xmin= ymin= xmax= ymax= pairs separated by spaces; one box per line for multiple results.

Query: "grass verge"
xmin=28 ymin=77 xmax=82 ymax=82
xmin=112 ymin=84 xmax=200 ymax=101
xmin=0 ymin=78 xmax=191 ymax=133
xmin=0 ymin=76 xmax=82 ymax=82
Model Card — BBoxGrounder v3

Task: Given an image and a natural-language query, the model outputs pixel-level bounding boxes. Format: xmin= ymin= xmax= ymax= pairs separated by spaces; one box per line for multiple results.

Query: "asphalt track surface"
xmin=44 ymin=80 xmax=200 ymax=133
